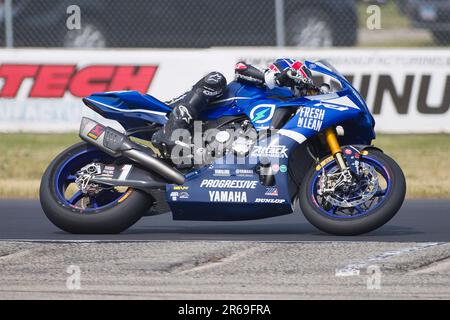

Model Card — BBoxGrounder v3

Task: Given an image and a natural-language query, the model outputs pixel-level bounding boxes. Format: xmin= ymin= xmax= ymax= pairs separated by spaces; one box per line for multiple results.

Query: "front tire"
xmin=40 ymin=142 xmax=153 ymax=234
xmin=299 ymin=149 xmax=406 ymax=236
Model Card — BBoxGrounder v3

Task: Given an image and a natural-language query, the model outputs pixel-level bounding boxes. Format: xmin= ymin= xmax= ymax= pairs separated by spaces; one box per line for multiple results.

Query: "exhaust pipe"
xmin=79 ymin=117 xmax=185 ymax=185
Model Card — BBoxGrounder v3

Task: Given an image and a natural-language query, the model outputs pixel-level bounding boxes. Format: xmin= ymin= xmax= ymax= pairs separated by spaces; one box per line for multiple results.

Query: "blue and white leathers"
xmin=84 ymin=60 xmax=376 ymax=221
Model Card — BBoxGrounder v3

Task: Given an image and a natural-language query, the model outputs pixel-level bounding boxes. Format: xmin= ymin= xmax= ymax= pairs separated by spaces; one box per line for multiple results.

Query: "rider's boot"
xmin=152 ymin=71 xmax=227 ymax=158
xmin=151 ymin=104 xmax=194 ymax=155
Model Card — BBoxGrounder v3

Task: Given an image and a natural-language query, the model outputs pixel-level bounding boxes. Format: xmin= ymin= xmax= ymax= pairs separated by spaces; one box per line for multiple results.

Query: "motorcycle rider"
xmin=151 ymin=58 xmax=317 ymax=151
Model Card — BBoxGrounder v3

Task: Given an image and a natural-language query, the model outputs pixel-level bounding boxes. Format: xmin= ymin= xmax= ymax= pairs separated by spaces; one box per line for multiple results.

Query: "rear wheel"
xmin=299 ymin=149 xmax=406 ymax=235
xmin=40 ymin=142 xmax=153 ymax=234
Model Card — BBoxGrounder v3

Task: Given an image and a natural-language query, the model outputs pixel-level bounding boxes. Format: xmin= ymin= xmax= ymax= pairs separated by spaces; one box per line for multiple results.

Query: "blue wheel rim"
xmin=310 ymin=155 xmax=391 ymax=219
xmin=54 ymin=147 xmax=129 ymax=212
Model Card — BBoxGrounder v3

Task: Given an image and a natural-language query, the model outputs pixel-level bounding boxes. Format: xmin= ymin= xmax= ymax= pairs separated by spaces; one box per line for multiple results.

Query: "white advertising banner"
xmin=0 ymin=48 xmax=449 ymax=133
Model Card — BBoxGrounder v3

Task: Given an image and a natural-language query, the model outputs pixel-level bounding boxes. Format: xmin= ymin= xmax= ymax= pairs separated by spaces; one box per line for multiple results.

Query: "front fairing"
xmin=204 ymin=60 xmax=375 ymax=144
xmin=304 ymin=60 xmax=376 ymax=140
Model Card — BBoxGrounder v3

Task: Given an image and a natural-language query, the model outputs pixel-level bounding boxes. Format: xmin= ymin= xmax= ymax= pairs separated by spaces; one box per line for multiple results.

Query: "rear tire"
xmin=299 ymin=150 xmax=406 ymax=236
xmin=40 ymin=142 xmax=153 ymax=234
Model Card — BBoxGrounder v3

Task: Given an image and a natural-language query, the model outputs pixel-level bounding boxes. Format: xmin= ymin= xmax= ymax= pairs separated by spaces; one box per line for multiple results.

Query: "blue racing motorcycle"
xmin=40 ymin=60 xmax=406 ymax=235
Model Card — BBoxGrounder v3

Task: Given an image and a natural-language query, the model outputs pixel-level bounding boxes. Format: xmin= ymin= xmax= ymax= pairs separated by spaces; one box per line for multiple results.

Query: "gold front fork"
xmin=324 ymin=128 xmax=347 ymax=171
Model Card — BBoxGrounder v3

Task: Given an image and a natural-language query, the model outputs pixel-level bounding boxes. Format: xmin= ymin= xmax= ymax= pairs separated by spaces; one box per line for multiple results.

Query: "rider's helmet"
xmin=268 ymin=58 xmax=313 ymax=87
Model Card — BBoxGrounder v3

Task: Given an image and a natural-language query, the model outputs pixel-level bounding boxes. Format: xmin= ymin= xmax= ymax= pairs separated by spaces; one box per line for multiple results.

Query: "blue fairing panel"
xmin=202 ymin=81 xmax=293 ymax=121
xmin=279 ymin=94 xmax=364 ymax=144
xmin=167 ymin=161 xmax=294 ymax=221
xmin=83 ymin=91 xmax=171 ymax=127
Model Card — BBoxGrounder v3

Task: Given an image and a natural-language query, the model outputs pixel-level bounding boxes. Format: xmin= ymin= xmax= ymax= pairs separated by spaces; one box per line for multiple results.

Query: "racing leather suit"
xmin=152 ymin=62 xmax=310 ymax=150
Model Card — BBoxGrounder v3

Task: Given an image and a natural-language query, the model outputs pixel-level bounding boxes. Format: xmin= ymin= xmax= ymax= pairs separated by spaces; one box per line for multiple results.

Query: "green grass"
xmin=0 ymin=133 xmax=79 ymax=199
xmin=373 ymin=134 xmax=450 ymax=199
xmin=358 ymin=39 xmax=436 ymax=47
xmin=0 ymin=133 xmax=449 ymax=199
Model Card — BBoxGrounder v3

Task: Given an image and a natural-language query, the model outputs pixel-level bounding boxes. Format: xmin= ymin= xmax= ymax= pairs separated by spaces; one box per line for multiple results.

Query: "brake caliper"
xmin=75 ymin=163 xmax=102 ymax=194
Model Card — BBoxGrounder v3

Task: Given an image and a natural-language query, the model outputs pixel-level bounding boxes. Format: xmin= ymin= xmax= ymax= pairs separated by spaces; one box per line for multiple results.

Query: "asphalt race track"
xmin=1 ymin=199 xmax=450 ymax=299
xmin=0 ymin=199 xmax=449 ymax=242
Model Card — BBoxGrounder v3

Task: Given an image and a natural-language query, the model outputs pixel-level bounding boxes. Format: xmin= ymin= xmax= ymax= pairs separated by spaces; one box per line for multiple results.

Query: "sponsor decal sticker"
xmin=173 ymin=185 xmax=189 ymax=191
xmin=279 ymin=165 xmax=287 ymax=173
xmin=251 ymin=145 xmax=288 ymax=158
xmin=271 ymin=163 xmax=280 ymax=173
xmin=265 ymin=187 xmax=279 ymax=196
xmin=206 ymin=73 xmax=223 ymax=83
xmin=87 ymin=124 xmax=104 ymax=140
xmin=316 ymin=156 xmax=334 ymax=171
xmin=297 ymin=107 xmax=325 ymax=132
xmin=118 ymin=165 xmax=132 ymax=181
xmin=255 ymin=198 xmax=286 ymax=203
xmin=314 ymin=96 xmax=360 ymax=112
xmin=200 ymin=179 xmax=258 ymax=189
xmin=235 ymin=169 xmax=254 ymax=177
xmin=102 ymin=165 xmax=115 ymax=177
xmin=203 ymin=89 xmax=221 ymax=96
xmin=118 ymin=189 xmax=133 ymax=203
xmin=249 ymin=104 xmax=276 ymax=124
xmin=209 ymin=191 xmax=247 ymax=202
xmin=213 ymin=169 xmax=231 ymax=177
xmin=179 ymin=192 xmax=190 ymax=199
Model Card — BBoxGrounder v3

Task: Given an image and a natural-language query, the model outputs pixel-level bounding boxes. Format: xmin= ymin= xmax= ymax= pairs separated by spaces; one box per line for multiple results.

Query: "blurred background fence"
xmin=0 ymin=0 xmax=449 ymax=199
xmin=1 ymin=0 xmax=449 ymax=48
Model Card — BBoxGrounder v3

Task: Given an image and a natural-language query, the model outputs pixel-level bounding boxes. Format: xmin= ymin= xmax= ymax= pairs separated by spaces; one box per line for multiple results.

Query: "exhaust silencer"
xmin=79 ymin=117 xmax=185 ymax=185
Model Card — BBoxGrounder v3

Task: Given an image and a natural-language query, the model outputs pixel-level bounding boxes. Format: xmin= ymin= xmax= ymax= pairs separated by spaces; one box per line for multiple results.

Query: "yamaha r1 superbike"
xmin=40 ymin=60 xmax=406 ymax=235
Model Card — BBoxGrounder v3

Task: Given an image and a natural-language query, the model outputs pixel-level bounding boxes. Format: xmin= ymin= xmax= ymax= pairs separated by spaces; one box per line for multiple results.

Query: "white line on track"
xmin=0 ymin=239 xmax=448 ymax=245
xmin=335 ymin=242 xmax=446 ymax=276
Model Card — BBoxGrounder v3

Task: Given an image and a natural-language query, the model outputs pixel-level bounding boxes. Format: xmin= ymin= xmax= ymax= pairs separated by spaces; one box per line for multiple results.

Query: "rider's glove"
xmin=275 ymin=69 xmax=292 ymax=87
xmin=264 ymin=69 xmax=293 ymax=89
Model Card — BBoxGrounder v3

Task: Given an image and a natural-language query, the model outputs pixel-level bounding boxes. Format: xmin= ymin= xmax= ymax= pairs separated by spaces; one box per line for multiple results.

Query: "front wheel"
xmin=299 ymin=149 xmax=406 ymax=236
xmin=40 ymin=142 xmax=154 ymax=234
